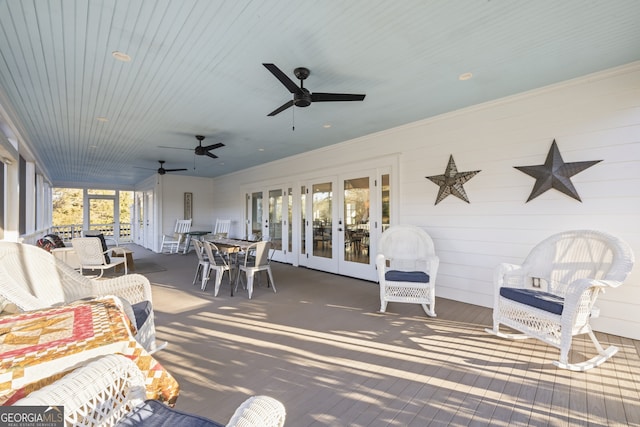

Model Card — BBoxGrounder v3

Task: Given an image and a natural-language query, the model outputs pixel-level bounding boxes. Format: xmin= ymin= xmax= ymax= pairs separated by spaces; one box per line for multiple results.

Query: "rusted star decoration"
xmin=426 ymin=155 xmax=481 ymax=205
xmin=514 ymin=140 xmax=602 ymax=202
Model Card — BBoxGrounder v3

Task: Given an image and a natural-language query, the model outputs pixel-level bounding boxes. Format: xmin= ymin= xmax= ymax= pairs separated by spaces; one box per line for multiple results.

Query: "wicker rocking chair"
xmin=376 ymin=225 xmax=439 ymax=317
xmin=485 ymin=229 xmax=634 ymax=371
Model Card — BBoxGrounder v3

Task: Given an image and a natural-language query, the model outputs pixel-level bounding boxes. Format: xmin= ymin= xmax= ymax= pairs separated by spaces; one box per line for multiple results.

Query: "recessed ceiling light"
xmin=112 ymin=51 xmax=131 ymax=62
xmin=323 ymin=124 xmax=331 ymax=128
xmin=258 ymin=148 xmax=265 ymax=152
xmin=89 ymin=145 xmax=97 ymax=149
xmin=96 ymin=117 xmax=109 ymax=122
xmin=459 ymin=72 xmax=473 ymax=81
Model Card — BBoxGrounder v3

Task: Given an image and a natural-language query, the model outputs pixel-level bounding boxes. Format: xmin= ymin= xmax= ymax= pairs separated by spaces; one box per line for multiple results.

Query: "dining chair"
xmin=202 ymin=241 xmax=232 ymax=296
xmin=192 ymin=239 xmax=210 ymax=289
xmin=72 ymin=237 xmax=128 ymax=278
xmin=161 ymin=219 xmax=192 ymax=253
xmin=234 ymin=240 xmax=276 ymax=299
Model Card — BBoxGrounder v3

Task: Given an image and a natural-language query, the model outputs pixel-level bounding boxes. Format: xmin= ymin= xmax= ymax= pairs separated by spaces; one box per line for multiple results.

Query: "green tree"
xmin=52 ymin=188 xmax=83 ymax=226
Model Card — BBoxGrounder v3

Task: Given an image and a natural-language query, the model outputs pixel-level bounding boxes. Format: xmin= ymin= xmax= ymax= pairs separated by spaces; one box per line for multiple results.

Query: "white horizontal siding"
xmin=208 ymin=63 xmax=640 ymax=339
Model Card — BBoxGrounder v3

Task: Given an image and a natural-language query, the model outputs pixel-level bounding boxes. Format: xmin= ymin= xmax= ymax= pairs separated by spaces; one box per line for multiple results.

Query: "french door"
xmin=245 ymin=186 xmax=294 ymax=263
xmin=301 ymin=168 xmax=390 ymax=281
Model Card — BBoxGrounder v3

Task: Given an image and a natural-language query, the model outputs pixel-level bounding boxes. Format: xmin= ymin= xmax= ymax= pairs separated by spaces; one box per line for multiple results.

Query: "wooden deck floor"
xmin=135 ymin=246 xmax=640 ymax=427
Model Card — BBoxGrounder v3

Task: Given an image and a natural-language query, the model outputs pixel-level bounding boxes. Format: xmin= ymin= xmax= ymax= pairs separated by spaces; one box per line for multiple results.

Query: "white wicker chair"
xmin=0 ymin=241 xmax=162 ymax=354
xmin=14 ymin=354 xmax=286 ymax=427
xmin=376 ymin=225 xmax=439 ymax=317
xmin=485 ymin=229 xmax=635 ymax=371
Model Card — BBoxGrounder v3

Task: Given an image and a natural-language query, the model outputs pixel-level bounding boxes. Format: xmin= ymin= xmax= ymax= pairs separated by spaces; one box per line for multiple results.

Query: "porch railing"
xmin=48 ymin=223 xmax=132 ymax=243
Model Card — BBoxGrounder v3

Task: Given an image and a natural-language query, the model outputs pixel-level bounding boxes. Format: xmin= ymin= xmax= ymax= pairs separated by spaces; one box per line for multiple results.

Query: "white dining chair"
xmin=235 ymin=240 xmax=276 ymax=299
xmin=202 ymin=241 xmax=232 ymax=296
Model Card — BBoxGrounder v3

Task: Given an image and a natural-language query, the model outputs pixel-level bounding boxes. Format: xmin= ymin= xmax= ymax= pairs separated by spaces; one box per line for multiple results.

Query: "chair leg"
xmin=193 ymin=264 xmax=202 ymax=286
xmin=553 ymin=328 xmax=619 ymax=371
xmin=234 ymin=270 xmax=243 ymax=295
xmin=267 ymin=268 xmax=276 ymax=293
xmin=201 ymin=265 xmax=210 ymax=291
xmin=213 ymin=268 xmax=223 ymax=297
xmin=421 ymin=303 xmax=436 ymax=317
xmin=247 ymin=271 xmax=255 ymax=299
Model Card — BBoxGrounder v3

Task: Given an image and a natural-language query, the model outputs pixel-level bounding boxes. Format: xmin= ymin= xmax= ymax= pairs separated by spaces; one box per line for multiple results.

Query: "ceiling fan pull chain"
xmin=292 ymin=104 xmax=295 ymax=131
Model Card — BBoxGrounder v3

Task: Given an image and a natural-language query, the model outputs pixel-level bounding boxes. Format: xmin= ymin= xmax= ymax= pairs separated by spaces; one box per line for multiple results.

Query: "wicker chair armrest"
xmin=494 ymin=263 xmax=525 ymax=289
xmin=226 ymin=395 xmax=286 ymax=427
xmin=0 ymin=276 xmax=51 ymax=311
xmin=424 ymin=254 xmax=440 ymax=277
xmin=561 ymin=277 xmax=617 ymax=329
xmin=90 ymin=274 xmax=153 ymax=305
xmin=14 ymin=354 xmax=146 ymax=426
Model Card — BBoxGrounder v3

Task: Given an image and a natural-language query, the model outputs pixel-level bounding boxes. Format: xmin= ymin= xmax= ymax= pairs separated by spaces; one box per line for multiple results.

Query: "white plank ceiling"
xmin=1 ymin=0 xmax=639 ymax=187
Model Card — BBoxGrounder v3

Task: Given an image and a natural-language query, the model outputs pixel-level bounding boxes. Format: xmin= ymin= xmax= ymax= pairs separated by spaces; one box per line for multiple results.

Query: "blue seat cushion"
xmin=116 ymin=399 xmax=224 ymax=427
xmin=499 ymin=287 xmax=564 ymax=315
xmin=385 ymin=270 xmax=430 ymax=283
xmin=132 ymin=301 xmax=152 ymax=329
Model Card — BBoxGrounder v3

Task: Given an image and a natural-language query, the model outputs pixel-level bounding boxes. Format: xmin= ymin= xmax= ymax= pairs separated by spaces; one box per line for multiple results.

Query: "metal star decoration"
xmin=426 ymin=155 xmax=481 ymax=204
xmin=514 ymin=140 xmax=601 ymax=202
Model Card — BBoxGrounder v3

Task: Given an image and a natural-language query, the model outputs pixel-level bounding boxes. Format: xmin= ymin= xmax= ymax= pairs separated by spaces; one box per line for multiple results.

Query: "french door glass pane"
xmin=381 ymin=174 xmax=390 ymax=232
xmin=300 ymin=186 xmax=306 ymax=254
xmin=312 ymin=182 xmax=332 ymax=258
xmin=288 ymin=188 xmax=293 ymax=253
xmin=251 ymin=191 xmax=263 ymax=240
xmin=344 ymin=177 xmax=369 ymax=264
xmin=269 ymin=189 xmax=283 ymax=250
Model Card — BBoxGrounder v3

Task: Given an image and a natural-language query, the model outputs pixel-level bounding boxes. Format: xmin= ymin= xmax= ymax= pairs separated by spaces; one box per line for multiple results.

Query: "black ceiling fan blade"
xmin=158 ymin=145 xmax=192 ymax=151
xmin=164 ymin=168 xmax=188 ymax=172
xmin=311 ymin=92 xmax=366 ymax=102
xmin=263 ymin=63 xmax=301 ymax=94
xmin=267 ymin=100 xmax=294 ymax=116
xmin=202 ymin=142 xmax=225 ymax=151
xmin=205 ymin=152 xmax=219 ymax=159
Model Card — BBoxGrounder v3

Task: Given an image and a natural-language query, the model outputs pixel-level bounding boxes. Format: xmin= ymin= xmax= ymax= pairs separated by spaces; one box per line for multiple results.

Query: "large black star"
xmin=515 ymin=140 xmax=601 ymax=202
xmin=426 ymin=155 xmax=480 ymax=205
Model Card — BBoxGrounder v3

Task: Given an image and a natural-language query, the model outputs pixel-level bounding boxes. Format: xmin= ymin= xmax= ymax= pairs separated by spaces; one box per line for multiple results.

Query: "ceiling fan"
xmin=156 ymin=160 xmax=187 ymax=175
xmin=263 ymin=63 xmax=366 ymax=116
xmin=159 ymin=135 xmax=225 ymax=159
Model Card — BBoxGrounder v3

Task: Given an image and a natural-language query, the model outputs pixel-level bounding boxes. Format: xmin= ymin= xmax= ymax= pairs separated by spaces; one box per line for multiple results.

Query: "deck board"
xmin=132 ymin=246 xmax=640 ymax=427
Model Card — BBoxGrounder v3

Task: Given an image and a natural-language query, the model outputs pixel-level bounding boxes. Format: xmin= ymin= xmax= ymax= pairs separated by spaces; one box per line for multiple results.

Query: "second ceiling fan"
xmin=159 ymin=135 xmax=225 ymax=159
xmin=156 ymin=160 xmax=187 ymax=175
xmin=263 ymin=63 xmax=366 ymax=116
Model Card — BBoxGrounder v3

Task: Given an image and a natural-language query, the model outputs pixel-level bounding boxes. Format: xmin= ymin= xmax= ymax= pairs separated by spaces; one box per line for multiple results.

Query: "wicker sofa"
xmin=15 ymin=354 xmax=286 ymax=427
xmin=0 ymin=241 xmax=162 ymax=353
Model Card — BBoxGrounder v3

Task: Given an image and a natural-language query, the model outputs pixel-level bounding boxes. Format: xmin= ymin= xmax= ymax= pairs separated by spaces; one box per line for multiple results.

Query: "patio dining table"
xmin=205 ymin=237 xmax=256 ymax=295
xmin=182 ymin=230 xmax=211 ymax=254
xmin=0 ymin=297 xmax=179 ymax=406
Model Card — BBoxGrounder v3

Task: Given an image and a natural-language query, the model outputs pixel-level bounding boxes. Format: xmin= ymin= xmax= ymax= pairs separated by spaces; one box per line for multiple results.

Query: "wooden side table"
xmin=112 ymin=248 xmax=135 ymax=272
